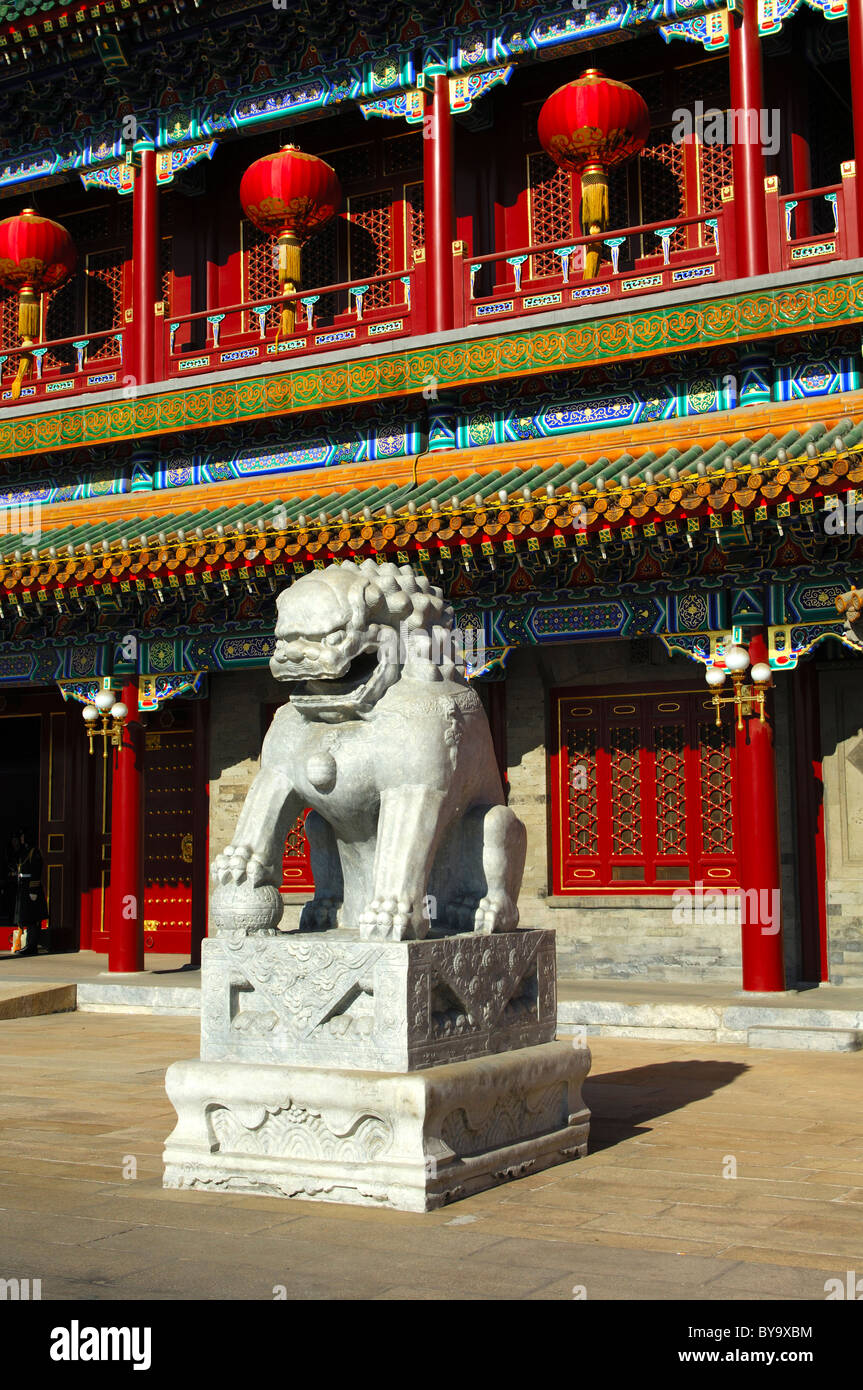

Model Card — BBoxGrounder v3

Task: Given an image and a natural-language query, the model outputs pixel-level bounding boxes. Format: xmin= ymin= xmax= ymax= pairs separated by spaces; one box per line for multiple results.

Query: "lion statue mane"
xmin=211 ymin=559 xmax=526 ymax=941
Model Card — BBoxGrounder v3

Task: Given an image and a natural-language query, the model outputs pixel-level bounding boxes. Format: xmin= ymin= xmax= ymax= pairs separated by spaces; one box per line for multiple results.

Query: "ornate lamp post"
xmin=81 ymin=686 xmax=128 ymax=757
xmin=80 ymin=681 xmax=142 ymax=972
xmin=704 ymin=643 xmax=772 ymax=730
xmin=706 ymin=635 xmax=785 ymax=992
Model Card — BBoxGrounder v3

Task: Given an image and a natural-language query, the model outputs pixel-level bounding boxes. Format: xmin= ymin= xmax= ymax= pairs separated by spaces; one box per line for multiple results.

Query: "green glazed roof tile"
xmin=6 ymin=411 xmax=861 ymax=560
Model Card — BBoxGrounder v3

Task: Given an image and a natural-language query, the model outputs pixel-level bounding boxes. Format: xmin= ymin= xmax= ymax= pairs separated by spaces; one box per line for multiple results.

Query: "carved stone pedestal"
xmin=163 ymin=1042 xmax=590 ymax=1212
xmin=163 ymin=928 xmax=591 ymax=1212
xmin=199 ymin=928 xmax=557 ymax=1070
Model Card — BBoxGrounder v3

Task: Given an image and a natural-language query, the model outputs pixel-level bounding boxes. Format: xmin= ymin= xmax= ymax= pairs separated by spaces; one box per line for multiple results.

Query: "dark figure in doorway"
xmin=1 ymin=836 xmax=18 ymax=922
xmin=11 ymin=830 xmax=48 ymax=956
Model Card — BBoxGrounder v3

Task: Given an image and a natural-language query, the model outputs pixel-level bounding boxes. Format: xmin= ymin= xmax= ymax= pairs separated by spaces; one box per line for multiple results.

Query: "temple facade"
xmin=0 ymin=0 xmax=861 ymax=990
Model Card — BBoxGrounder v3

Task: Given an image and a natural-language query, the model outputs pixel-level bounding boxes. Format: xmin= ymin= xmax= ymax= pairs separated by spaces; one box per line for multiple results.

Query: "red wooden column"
xmin=132 ymin=141 xmax=159 ymax=386
xmin=108 ymin=679 xmax=144 ymax=974
xmin=727 ymin=0 xmax=769 ymax=277
xmin=777 ymin=53 xmax=812 ymax=238
xmin=848 ymin=0 xmax=863 ymax=252
xmin=423 ymin=65 xmax=455 ymax=333
xmin=206 ymin=210 xmax=220 ymax=314
xmin=736 ymin=633 xmax=785 ymax=991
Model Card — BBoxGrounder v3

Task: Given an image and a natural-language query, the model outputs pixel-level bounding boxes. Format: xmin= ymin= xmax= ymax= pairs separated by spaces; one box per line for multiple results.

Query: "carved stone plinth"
xmin=165 ymin=925 xmax=592 ymax=1210
xmin=163 ymin=1042 xmax=591 ymax=1213
xmin=201 ymin=929 xmax=556 ymax=1072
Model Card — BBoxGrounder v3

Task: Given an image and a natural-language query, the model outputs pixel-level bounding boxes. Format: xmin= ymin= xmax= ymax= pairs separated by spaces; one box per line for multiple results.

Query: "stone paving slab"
xmin=2 ymin=1012 xmax=863 ymax=1300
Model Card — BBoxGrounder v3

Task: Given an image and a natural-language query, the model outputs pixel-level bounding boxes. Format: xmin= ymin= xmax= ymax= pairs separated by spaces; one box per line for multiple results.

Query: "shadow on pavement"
xmin=583 ymin=1059 xmax=749 ymax=1151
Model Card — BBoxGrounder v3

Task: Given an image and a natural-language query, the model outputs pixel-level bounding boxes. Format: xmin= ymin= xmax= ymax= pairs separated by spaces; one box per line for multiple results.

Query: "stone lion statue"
xmin=210 ymin=559 xmax=526 ymax=941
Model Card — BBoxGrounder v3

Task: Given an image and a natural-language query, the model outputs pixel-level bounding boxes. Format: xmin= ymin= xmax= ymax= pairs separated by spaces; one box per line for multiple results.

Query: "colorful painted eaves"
xmin=2 ymin=412 xmax=862 ymax=602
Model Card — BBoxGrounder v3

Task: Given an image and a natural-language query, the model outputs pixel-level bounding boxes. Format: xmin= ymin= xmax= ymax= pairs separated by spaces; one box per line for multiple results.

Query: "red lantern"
xmin=538 ymin=70 xmax=649 ymax=279
xmin=0 ymin=208 xmax=76 ymax=397
xmin=240 ymin=145 xmax=341 ymax=339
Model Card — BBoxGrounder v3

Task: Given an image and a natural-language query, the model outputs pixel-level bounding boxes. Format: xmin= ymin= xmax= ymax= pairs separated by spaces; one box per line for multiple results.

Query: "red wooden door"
xmin=141 ymin=723 xmax=195 ymax=952
xmin=551 ymin=686 xmax=739 ymax=894
xmin=40 ymin=703 xmax=85 ymax=952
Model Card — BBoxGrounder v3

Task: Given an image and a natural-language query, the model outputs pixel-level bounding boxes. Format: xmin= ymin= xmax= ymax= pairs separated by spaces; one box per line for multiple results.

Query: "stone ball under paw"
xmin=210 ymin=879 xmax=284 ymax=934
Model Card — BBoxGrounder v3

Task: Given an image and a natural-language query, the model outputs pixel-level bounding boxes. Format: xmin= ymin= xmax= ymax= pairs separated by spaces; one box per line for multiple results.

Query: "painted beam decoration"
xmin=663 ymin=0 xmax=848 ymax=49
xmin=0 ymin=568 xmax=854 ymax=686
xmin=0 ymin=337 xmax=857 ymax=523
xmin=1 ymin=431 xmax=862 ymax=628
xmin=0 ymin=0 xmax=723 ymax=197
xmin=79 ymin=143 xmax=218 ymax=197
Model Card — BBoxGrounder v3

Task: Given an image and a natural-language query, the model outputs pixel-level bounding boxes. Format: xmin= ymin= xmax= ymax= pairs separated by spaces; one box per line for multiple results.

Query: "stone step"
xmin=557 ymin=997 xmax=863 ymax=1051
xmin=0 ymin=983 xmax=76 ymax=1020
xmin=747 ymin=1026 xmax=863 ymax=1053
xmin=76 ymin=982 xmax=201 ymax=1016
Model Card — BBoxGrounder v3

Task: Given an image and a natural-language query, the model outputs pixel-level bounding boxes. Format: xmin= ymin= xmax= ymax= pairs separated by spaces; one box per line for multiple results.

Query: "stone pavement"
xmin=1 ymin=1012 xmax=862 ymax=1301
xmin=0 ymin=950 xmax=201 ymax=1017
xmin=0 ymin=949 xmax=197 ymax=988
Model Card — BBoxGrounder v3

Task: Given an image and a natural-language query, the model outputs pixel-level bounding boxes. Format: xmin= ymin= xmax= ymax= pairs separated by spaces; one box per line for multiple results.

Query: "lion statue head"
xmin=270 ymin=559 xmax=459 ymax=721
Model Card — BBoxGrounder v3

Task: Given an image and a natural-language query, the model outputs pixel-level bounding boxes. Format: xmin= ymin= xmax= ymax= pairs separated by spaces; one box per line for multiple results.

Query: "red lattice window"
xmin=811 ymin=89 xmax=852 ymax=193
xmin=655 ymin=723 xmax=688 ymax=856
xmin=301 ymin=217 xmax=340 ymax=320
xmin=160 ymin=236 xmax=172 ymax=312
xmin=565 ymin=724 xmax=598 ymax=859
xmin=242 ymin=220 xmax=281 ymax=333
xmin=327 ymin=142 xmax=376 ymax=184
xmin=527 ymin=150 xmax=573 ymax=278
xmin=243 ymin=218 xmax=341 ymax=329
xmin=348 ymin=189 xmax=392 ymax=310
xmin=638 ymin=134 xmax=687 ymax=253
xmin=698 ymin=138 xmax=734 ymax=211
xmin=0 ymin=290 xmax=18 ymax=351
xmin=698 ymin=720 xmax=735 ymax=856
xmin=405 ymin=180 xmax=425 ymax=262
xmin=551 ymin=687 xmax=738 ymax=892
xmin=142 ymin=726 xmax=195 ymax=952
xmin=43 ymin=279 xmax=79 ymax=370
xmin=608 ymin=165 xmax=632 ymax=243
xmin=610 ymin=726 xmax=643 ymax=856
xmin=85 ymin=247 xmax=124 ymax=361
xmin=385 ymin=133 xmax=422 ymax=176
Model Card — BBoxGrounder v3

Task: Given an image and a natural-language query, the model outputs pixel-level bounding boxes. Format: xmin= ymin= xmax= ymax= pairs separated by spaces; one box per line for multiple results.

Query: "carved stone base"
xmin=200 ymin=928 xmax=556 ymax=1072
xmin=162 ymin=1042 xmax=591 ymax=1213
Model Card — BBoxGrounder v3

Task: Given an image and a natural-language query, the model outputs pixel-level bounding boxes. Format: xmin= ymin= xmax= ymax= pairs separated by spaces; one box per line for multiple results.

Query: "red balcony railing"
xmin=0 ymin=326 xmax=125 ymax=405
xmin=456 ymin=205 xmax=738 ymax=328
xmin=163 ymin=263 xmax=426 ymax=379
xmin=768 ymin=177 xmax=854 ymax=272
xmin=0 ymin=166 xmax=856 ymax=408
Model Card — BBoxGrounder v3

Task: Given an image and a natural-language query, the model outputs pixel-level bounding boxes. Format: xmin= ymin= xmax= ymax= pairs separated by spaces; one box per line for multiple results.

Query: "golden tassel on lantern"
xmin=580 ymin=163 xmax=609 ymax=281
xmin=11 ymin=285 xmax=39 ymax=400
xmin=274 ymin=232 xmax=301 ymax=347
